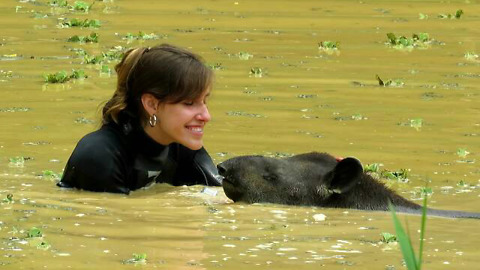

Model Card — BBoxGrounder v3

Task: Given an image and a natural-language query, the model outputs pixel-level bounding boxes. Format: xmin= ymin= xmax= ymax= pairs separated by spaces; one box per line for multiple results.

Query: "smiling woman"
xmin=57 ymin=44 xmax=223 ymax=194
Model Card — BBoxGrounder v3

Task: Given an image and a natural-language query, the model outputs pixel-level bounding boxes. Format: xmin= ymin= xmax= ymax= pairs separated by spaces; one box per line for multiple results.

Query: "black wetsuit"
xmin=57 ymin=116 xmax=222 ymax=194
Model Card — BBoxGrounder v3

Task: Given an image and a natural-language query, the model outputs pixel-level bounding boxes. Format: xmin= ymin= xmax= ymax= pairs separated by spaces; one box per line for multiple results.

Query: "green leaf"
xmin=72 ymin=1 xmax=92 ymax=12
xmin=376 ymin=74 xmax=385 ymax=86
xmin=2 ymin=193 xmax=13 ymax=203
xmin=100 ymin=65 xmax=111 ymax=74
xmin=381 ymin=232 xmax=398 ymax=243
xmin=419 ymin=187 xmax=432 ymax=196
xmin=389 ymin=203 xmax=419 ymax=270
xmin=455 ymin=9 xmax=464 ymax=19
xmin=364 ymin=163 xmax=380 ymax=173
xmin=456 ymin=148 xmax=470 ymax=158
xmin=319 ymin=41 xmax=338 ymax=49
xmin=67 ymin=32 xmax=98 ymax=43
xmin=49 ymin=0 xmax=68 ymax=7
xmin=410 ymin=118 xmax=423 ymax=131
xmin=27 ymin=227 xmax=43 ymax=238
xmin=418 ymin=13 xmax=428 ymax=20
xmin=123 ymin=31 xmax=160 ymax=40
xmin=386 ymin=33 xmax=397 ymax=44
xmin=417 ymin=194 xmax=428 ymax=269
xmin=37 ymin=241 xmax=51 ymax=250
xmin=249 ymin=67 xmax=263 ymax=77
xmin=42 ymin=170 xmax=60 ymax=180
xmin=123 ymin=253 xmax=147 ymax=265
xmin=70 ymin=69 xmax=86 ymax=79
xmin=238 ymin=51 xmax=253 ymax=60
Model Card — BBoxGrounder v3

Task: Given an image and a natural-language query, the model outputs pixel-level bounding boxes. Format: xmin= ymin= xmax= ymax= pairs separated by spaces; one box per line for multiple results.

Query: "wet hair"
xmin=102 ymin=43 xmax=214 ymax=126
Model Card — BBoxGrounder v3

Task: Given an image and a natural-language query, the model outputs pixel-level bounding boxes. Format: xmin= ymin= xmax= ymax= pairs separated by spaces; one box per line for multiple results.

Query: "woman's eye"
xmin=183 ymin=101 xmax=194 ymax=106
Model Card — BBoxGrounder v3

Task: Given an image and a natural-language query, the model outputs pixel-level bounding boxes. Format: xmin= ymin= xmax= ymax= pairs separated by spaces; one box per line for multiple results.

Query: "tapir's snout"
xmin=217 ymin=162 xmax=234 ymax=185
xmin=217 ymin=162 xmax=228 ymax=176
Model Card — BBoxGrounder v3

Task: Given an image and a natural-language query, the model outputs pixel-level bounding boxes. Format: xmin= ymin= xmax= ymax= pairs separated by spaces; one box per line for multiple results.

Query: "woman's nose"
xmin=196 ymin=105 xmax=211 ymax=122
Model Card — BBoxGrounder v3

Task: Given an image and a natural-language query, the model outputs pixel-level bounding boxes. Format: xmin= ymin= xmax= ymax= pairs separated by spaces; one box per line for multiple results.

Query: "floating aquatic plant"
xmin=77 ymin=46 xmax=125 ymax=65
xmin=226 ymin=111 xmax=263 ymax=118
xmin=386 ymin=32 xmax=432 ymax=50
xmin=208 ymin=63 xmax=224 ymax=70
xmin=238 ymin=51 xmax=253 ymax=60
xmin=318 ymin=41 xmax=340 ymax=55
xmin=36 ymin=241 xmax=52 ymax=250
xmin=409 ymin=118 xmax=423 ymax=131
xmin=0 ymin=107 xmax=31 ymax=112
xmin=58 ymin=18 xmax=100 ymax=28
xmin=464 ymin=52 xmax=479 ymax=61
xmin=123 ymin=31 xmax=162 ymax=41
xmin=49 ymin=0 xmax=93 ymax=13
xmin=351 ymin=114 xmax=367 ymax=120
xmin=364 ymin=163 xmax=380 ymax=173
xmin=333 ymin=114 xmax=367 ymax=121
xmin=364 ymin=163 xmax=409 ymax=182
xmin=9 ymin=156 xmax=25 ymax=167
xmin=419 ymin=9 xmax=463 ymax=20
xmin=1 ymin=70 xmax=13 ymax=78
xmin=2 ymin=194 xmax=13 ymax=204
xmin=381 ymin=168 xmax=409 ymax=182
xmin=381 ymin=232 xmax=398 ymax=243
xmin=297 ymin=94 xmax=317 ymax=99
xmin=71 ymin=1 xmax=92 ymax=12
xmin=68 ymin=32 xmax=99 ymax=43
xmin=43 ymin=69 xmax=86 ymax=83
xmin=75 ymin=117 xmax=94 ymax=124
xmin=249 ymin=67 xmax=263 ymax=77
xmin=376 ymin=74 xmax=404 ymax=87
xmin=438 ymin=9 xmax=463 ymax=19
xmin=123 ymin=253 xmax=147 ymax=265
xmin=457 ymin=180 xmax=468 ymax=187
xmin=27 ymin=227 xmax=43 ymax=238
xmin=102 ymin=46 xmax=125 ymax=60
xmin=49 ymin=0 xmax=68 ymax=7
xmin=25 ymin=227 xmax=51 ymax=250
xmin=456 ymin=148 xmax=470 ymax=158
xmin=100 ymin=64 xmax=111 ymax=74
xmin=42 ymin=170 xmax=61 ymax=181
xmin=419 ymin=187 xmax=432 ymax=196
xmin=83 ymin=54 xmax=103 ymax=64
xmin=44 ymin=70 xmax=69 ymax=83
xmin=418 ymin=13 xmax=428 ymax=20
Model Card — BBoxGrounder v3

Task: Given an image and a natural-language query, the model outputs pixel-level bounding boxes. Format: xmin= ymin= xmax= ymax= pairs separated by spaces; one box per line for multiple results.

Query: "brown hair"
xmin=102 ymin=44 xmax=214 ymax=126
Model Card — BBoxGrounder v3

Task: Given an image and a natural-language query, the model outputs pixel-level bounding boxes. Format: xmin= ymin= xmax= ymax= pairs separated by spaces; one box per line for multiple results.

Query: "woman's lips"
xmin=186 ymin=125 xmax=204 ymax=134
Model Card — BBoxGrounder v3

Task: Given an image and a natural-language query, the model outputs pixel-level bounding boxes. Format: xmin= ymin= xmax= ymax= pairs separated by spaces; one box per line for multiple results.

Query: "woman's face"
xmin=148 ymin=89 xmax=211 ymax=150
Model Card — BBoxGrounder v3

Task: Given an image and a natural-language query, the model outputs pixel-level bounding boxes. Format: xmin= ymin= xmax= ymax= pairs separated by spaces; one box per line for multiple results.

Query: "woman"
xmin=57 ymin=44 xmax=222 ymax=194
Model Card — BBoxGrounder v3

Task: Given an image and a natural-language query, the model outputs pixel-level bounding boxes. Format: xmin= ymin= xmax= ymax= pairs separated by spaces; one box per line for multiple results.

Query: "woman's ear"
xmin=140 ymin=93 xmax=159 ymax=115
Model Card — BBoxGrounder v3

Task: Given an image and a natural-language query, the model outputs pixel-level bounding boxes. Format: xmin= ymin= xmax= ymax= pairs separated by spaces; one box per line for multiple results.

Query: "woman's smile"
xmin=186 ymin=125 xmax=204 ymax=135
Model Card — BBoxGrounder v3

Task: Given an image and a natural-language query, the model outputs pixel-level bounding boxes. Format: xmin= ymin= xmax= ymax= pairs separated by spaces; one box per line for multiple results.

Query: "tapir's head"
xmin=217 ymin=152 xmax=364 ymax=206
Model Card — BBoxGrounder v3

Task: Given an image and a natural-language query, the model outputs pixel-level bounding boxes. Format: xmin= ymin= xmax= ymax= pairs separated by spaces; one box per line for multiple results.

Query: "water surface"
xmin=1 ymin=0 xmax=479 ymax=269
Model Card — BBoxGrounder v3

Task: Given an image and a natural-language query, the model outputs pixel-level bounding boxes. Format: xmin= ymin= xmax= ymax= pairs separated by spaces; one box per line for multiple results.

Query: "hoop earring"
xmin=149 ymin=114 xmax=157 ymax=127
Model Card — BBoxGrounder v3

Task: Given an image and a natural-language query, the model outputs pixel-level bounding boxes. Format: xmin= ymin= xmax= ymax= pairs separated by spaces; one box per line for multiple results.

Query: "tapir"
xmin=217 ymin=152 xmax=480 ymax=219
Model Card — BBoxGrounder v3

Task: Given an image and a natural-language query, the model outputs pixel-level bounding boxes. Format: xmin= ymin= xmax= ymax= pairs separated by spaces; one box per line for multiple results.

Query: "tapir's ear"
xmin=328 ymin=157 xmax=363 ymax=194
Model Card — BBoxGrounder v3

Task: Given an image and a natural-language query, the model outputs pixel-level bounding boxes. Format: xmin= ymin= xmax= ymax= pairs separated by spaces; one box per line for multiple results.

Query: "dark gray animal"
xmin=217 ymin=152 xmax=480 ymax=219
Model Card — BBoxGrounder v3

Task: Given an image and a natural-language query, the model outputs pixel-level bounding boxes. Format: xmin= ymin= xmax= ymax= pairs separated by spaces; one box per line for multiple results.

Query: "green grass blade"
xmin=389 ymin=202 xmax=418 ymax=270
xmin=417 ymin=195 xmax=428 ymax=270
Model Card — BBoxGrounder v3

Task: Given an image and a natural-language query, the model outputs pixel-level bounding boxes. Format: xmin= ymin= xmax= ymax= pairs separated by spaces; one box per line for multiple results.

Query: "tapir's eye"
xmin=262 ymin=174 xmax=278 ymax=182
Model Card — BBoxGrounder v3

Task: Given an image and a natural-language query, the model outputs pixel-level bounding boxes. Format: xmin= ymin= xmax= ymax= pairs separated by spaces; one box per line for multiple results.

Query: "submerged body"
xmin=218 ymin=152 xmax=480 ymax=219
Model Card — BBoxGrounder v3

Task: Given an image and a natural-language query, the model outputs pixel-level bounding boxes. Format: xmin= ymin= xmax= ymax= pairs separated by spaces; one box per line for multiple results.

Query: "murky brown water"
xmin=1 ymin=0 xmax=479 ymax=269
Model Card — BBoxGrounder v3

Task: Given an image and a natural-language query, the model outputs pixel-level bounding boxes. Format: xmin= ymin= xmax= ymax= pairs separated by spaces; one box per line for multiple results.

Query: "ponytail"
xmin=102 ymin=47 xmax=148 ymax=124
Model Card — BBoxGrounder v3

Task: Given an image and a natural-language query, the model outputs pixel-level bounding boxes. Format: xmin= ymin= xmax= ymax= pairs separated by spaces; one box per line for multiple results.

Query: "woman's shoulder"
xmin=73 ymin=124 xmax=127 ymax=158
